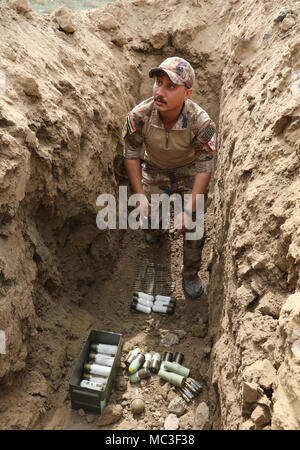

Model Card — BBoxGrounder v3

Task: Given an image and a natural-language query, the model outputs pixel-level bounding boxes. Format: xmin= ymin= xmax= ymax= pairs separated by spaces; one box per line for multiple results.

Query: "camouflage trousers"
xmin=141 ymin=160 xmax=207 ymax=281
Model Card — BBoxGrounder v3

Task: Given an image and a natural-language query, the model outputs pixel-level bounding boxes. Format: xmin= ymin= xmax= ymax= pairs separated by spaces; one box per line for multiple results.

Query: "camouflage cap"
xmin=149 ymin=56 xmax=195 ymax=89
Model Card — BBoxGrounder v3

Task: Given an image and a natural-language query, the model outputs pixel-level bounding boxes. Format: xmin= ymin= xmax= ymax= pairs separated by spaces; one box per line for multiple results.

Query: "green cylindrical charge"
xmin=158 ymin=369 xmax=184 ymax=387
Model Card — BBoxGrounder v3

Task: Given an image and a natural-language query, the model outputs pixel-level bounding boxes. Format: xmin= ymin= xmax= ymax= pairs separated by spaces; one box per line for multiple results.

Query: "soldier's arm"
xmin=124 ymin=158 xmax=144 ymax=195
xmin=187 ymin=172 xmax=211 ymax=210
xmin=122 ymin=112 xmax=150 ymax=215
xmin=174 ymin=170 xmax=211 ymax=236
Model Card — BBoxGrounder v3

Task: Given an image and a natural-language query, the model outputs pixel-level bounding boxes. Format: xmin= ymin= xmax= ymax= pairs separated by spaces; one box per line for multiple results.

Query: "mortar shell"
xmin=138 ymin=368 xmax=151 ymax=379
xmin=84 ymin=363 xmax=111 ymax=377
xmin=83 ymin=373 xmax=108 ymax=384
xmin=163 ymin=361 xmax=190 ymax=378
xmin=88 ymin=353 xmax=114 ymax=367
xmin=129 ymin=368 xmax=151 ymax=383
xmin=143 ymin=353 xmax=152 ymax=369
xmin=90 ymin=343 xmax=118 ymax=355
xmin=126 ymin=347 xmax=142 ymax=366
xmin=154 ymin=298 xmax=176 ymax=307
xmin=150 ymin=352 xmax=161 ymax=373
xmin=130 ymin=301 xmax=151 ymax=315
xmin=132 ymin=296 xmax=154 ymax=308
xmin=155 ymin=294 xmax=176 ymax=301
xmin=152 ymin=303 xmax=175 ymax=315
xmin=134 ymin=291 xmax=154 ymax=301
xmin=128 ymin=353 xmax=145 ymax=374
xmin=80 ymin=379 xmax=105 ymax=391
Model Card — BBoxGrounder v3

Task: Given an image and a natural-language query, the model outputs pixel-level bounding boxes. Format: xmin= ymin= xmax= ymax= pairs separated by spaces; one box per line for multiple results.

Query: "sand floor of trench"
xmin=33 ymin=196 xmax=215 ymax=431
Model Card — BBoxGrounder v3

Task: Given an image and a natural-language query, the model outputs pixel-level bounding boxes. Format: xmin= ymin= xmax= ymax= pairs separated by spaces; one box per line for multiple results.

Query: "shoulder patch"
xmin=127 ymin=115 xmax=136 ymax=135
xmin=202 ymin=124 xmax=215 ymax=142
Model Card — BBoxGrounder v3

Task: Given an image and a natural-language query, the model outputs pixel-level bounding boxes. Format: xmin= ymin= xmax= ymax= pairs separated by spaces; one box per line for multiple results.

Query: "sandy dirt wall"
xmin=0 ymin=3 xmax=136 ymax=382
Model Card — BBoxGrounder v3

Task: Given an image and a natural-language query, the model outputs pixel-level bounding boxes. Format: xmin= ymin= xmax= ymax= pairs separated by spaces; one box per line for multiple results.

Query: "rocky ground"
xmin=35 ymin=214 xmax=215 ymax=431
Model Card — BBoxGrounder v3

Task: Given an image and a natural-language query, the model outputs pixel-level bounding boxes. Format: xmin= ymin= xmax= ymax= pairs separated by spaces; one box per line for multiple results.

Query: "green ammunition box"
xmin=69 ymin=329 xmax=122 ymax=414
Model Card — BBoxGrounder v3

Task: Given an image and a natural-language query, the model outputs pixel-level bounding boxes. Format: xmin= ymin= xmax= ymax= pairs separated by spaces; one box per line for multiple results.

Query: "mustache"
xmin=154 ymin=96 xmax=167 ymax=104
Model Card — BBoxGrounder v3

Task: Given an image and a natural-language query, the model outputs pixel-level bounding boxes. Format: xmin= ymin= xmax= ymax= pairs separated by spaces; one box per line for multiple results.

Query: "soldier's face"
xmin=153 ymin=72 xmax=192 ymax=114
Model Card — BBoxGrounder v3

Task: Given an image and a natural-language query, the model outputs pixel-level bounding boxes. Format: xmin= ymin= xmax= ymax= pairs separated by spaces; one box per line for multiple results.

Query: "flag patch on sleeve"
xmin=202 ymin=124 xmax=215 ymax=141
xmin=201 ymin=123 xmax=216 ymax=152
xmin=207 ymin=132 xmax=216 ymax=152
xmin=122 ymin=115 xmax=136 ymax=138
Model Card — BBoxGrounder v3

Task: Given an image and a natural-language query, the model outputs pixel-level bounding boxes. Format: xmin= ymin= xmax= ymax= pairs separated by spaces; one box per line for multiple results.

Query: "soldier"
xmin=122 ymin=56 xmax=216 ymax=299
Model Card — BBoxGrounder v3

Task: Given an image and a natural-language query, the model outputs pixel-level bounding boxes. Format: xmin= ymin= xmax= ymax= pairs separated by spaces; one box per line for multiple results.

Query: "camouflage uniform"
xmin=122 ymin=58 xmax=216 ymax=281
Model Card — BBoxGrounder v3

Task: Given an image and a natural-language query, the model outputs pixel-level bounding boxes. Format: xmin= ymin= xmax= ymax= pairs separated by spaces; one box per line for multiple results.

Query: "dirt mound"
xmin=0 ymin=0 xmax=299 ymax=430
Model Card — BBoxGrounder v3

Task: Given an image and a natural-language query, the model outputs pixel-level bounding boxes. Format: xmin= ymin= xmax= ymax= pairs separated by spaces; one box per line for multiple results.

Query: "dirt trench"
xmin=0 ymin=0 xmax=300 ymax=431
